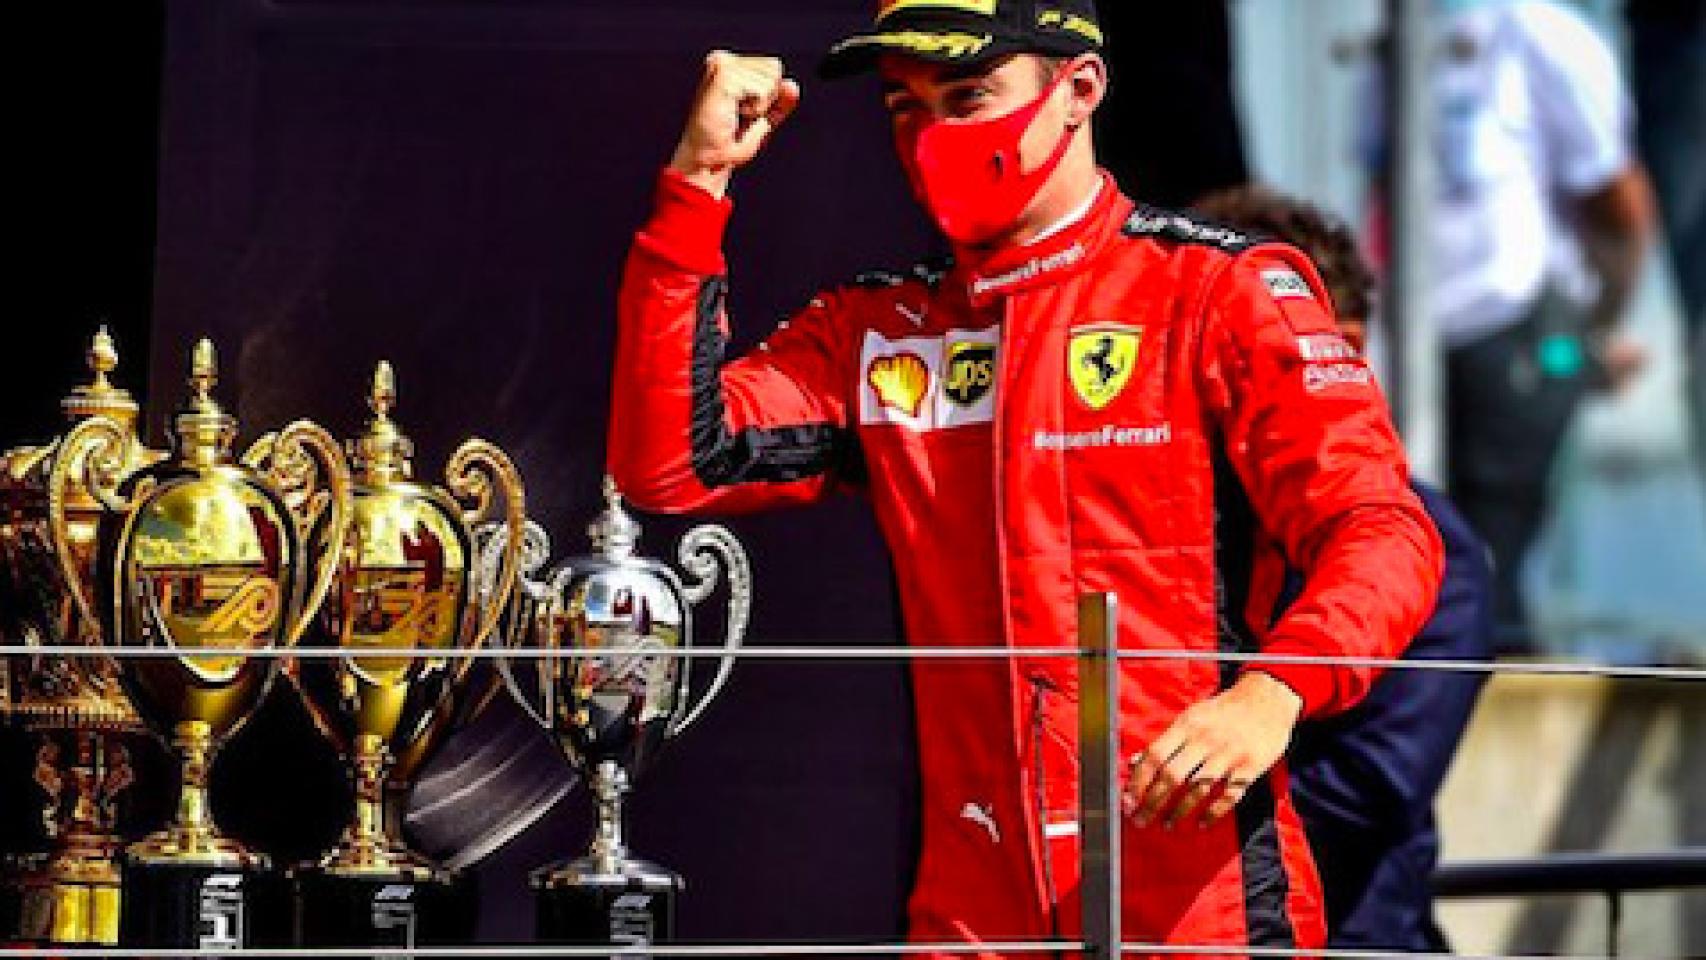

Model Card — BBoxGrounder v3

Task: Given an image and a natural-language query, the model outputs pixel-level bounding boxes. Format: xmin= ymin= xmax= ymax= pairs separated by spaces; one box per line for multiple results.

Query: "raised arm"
xmin=609 ymin=53 xmax=860 ymax=514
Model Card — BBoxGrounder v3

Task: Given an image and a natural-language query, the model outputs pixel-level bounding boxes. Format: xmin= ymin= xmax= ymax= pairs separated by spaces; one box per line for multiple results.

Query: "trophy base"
xmin=314 ymin=840 xmax=446 ymax=882
xmin=119 ymin=859 xmax=271 ymax=949
xmin=293 ymin=868 xmax=470 ymax=950
xmin=128 ymin=829 xmax=268 ymax=870
xmin=6 ymin=854 xmax=123 ymax=946
xmin=532 ymin=856 xmax=680 ymax=949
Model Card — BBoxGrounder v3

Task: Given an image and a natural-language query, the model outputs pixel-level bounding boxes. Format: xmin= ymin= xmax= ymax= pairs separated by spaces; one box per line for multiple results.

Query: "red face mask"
xmin=898 ymin=70 xmax=1076 ymax=247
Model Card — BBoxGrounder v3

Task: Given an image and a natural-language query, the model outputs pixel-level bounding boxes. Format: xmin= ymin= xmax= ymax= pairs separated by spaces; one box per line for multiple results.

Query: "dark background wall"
xmin=4 ymin=0 xmax=1244 ymax=943
xmin=1 ymin=0 xmax=166 ymax=862
xmin=145 ymin=0 xmax=928 ymax=944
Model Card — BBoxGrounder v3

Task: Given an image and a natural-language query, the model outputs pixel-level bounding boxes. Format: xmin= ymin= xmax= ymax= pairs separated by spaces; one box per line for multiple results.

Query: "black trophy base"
xmin=294 ymin=869 xmax=469 ymax=949
xmin=533 ymin=857 xmax=681 ymax=950
xmin=119 ymin=859 xmax=273 ymax=950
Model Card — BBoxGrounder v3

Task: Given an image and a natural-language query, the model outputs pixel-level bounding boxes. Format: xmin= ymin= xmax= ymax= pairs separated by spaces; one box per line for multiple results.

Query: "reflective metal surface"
xmin=0 ymin=330 xmax=158 ymax=945
xmin=289 ymin=362 xmax=525 ymax=879
xmin=502 ymin=478 xmax=749 ymax=881
xmin=54 ymin=338 xmax=353 ymax=868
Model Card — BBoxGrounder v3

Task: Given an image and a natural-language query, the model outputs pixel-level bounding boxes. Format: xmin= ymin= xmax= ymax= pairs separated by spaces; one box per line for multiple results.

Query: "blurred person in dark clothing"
xmin=1197 ymin=185 xmax=1495 ymax=951
xmin=1097 ymin=0 xmax=1248 ymax=208
xmin=1368 ymin=0 xmax=1656 ymax=654
xmin=1628 ymin=0 xmax=1706 ymax=482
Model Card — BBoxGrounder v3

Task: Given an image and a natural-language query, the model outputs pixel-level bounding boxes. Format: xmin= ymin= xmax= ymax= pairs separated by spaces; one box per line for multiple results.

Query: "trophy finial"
xmin=189 ymin=338 xmax=217 ymax=405
xmin=349 ymin=360 xmax=413 ymax=482
xmin=589 ymin=476 xmax=641 ymax=560
xmin=89 ymin=326 xmax=118 ymax=390
xmin=171 ymin=337 xmax=237 ymax=463
xmin=370 ymin=361 xmax=397 ymax=421
xmin=62 ymin=325 xmax=141 ymax=424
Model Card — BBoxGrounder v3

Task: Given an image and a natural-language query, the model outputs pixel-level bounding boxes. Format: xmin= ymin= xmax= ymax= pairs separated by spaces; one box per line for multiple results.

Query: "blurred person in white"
xmin=1377 ymin=0 xmax=1658 ymax=655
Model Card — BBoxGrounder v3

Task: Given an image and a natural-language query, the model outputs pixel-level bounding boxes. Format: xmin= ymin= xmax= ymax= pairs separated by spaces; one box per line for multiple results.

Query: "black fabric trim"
xmin=852 ymin=253 xmax=955 ymax=291
xmin=689 ymin=278 xmax=858 ymax=489
xmin=1234 ymin=778 xmax=1298 ymax=947
xmin=1211 ymin=449 xmax=1298 ymax=948
xmin=1211 ymin=450 xmax=1259 ymax=687
xmin=1124 ymin=204 xmax=1257 ymax=253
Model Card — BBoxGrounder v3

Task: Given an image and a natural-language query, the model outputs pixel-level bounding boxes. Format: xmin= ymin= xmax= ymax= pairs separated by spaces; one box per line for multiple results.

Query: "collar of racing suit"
xmin=952 ymin=170 xmax=1133 ymax=309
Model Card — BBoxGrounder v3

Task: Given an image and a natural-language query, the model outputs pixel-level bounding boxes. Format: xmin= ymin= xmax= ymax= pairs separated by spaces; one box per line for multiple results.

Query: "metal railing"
xmin=1434 ymin=849 xmax=1706 ymax=958
xmin=4 ymin=594 xmax=1704 ymax=959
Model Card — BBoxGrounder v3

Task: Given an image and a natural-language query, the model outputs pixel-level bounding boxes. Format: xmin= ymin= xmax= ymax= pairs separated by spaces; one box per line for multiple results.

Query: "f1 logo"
xmin=197 ymin=874 xmax=244 ymax=951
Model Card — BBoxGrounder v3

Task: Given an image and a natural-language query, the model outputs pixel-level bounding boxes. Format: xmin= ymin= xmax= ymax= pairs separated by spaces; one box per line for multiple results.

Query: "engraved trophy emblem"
xmin=286 ymin=362 xmax=525 ymax=948
xmin=501 ymin=478 xmax=750 ymax=948
xmin=52 ymin=338 xmax=353 ymax=949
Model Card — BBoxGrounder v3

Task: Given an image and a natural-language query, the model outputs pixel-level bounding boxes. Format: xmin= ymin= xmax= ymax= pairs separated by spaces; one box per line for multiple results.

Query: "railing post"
xmin=1078 ymin=592 xmax=1121 ymax=960
xmin=1607 ymin=890 xmax=1622 ymax=958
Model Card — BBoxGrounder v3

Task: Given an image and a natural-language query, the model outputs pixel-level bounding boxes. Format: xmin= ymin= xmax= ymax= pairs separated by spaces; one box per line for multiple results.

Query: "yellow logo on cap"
xmin=1037 ymin=9 xmax=1104 ymax=44
xmin=1069 ymin=325 xmax=1142 ymax=411
xmin=879 ymin=0 xmax=998 ymax=20
xmin=832 ymin=30 xmax=994 ymax=60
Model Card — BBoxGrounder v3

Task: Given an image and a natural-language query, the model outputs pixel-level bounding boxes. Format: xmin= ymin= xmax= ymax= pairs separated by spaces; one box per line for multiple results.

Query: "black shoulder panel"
xmin=851 ymin=253 xmax=955 ymax=291
xmin=1123 ymin=205 xmax=1257 ymax=253
xmin=851 ymin=269 xmax=907 ymax=289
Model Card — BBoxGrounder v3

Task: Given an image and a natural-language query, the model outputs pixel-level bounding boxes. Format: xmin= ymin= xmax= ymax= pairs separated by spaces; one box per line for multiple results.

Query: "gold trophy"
xmin=0 ymin=330 xmax=159 ymax=946
xmin=52 ymin=338 xmax=353 ymax=949
xmin=287 ymin=361 xmax=525 ymax=948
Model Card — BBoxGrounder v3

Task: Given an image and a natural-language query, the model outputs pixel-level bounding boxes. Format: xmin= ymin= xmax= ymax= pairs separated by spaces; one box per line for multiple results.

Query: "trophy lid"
xmin=588 ymin=476 xmax=641 ymax=561
xmin=170 ymin=338 xmax=238 ymax=464
xmin=348 ymin=361 xmax=415 ymax=483
xmin=60 ymin=327 xmax=140 ymax=427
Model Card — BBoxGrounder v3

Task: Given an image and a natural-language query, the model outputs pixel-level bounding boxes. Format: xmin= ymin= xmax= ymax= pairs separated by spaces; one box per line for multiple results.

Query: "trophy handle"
xmin=446 ymin=441 xmax=526 ymax=659
xmin=669 ymin=524 xmax=751 ymax=736
xmin=251 ymin=421 xmax=354 ymax=647
xmin=46 ymin=415 xmax=144 ymax=642
xmin=497 ymin=565 xmax=572 ymax=734
xmin=465 ymin=519 xmax=551 ymax=722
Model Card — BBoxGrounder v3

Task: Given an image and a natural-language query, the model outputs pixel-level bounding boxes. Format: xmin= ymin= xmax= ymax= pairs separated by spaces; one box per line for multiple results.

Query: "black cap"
xmin=820 ymin=0 xmax=1103 ymax=80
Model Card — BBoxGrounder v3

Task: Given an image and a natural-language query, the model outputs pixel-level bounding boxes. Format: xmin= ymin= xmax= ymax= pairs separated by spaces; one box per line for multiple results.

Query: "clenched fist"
xmin=669 ymin=51 xmax=802 ymax=199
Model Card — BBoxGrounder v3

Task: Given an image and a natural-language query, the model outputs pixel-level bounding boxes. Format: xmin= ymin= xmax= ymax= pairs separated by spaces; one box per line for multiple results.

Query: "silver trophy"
xmin=500 ymin=478 xmax=748 ymax=947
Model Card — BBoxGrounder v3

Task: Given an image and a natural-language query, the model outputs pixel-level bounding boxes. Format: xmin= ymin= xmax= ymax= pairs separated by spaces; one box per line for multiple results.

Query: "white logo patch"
xmin=971 ymin=243 xmax=1085 ymax=297
xmin=1263 ymin=268 xmax=1315 ymax=300
xmin=859 ymin=328 xmax=999 ymax=432
xmin=1304 ymin=362 xmax=1373 ymax=392
xmin=1032 ymin=423 xmax=1173 ymax=451
xmin=1297 ymin=334 xmax=1359 ymax=362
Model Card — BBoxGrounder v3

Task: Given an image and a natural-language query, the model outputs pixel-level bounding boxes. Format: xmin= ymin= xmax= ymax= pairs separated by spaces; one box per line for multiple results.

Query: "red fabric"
xmin=610 ymin=169 xmax=1444 ymax=957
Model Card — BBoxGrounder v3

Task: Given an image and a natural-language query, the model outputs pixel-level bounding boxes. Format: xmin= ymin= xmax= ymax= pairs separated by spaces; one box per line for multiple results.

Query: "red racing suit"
xmin=610 ymin=169 xmax=1444 ymax=956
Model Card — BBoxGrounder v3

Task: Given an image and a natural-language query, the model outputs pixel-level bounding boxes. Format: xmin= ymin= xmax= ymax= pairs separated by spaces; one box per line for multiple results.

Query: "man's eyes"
xmin=884 ymin=84 xmax=994 ymax=119
xmin=946 ymin=85 xmax=993 ymax=115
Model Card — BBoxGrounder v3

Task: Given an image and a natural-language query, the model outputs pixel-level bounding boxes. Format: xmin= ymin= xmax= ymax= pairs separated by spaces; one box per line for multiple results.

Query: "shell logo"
xmin=867 ymin=353 xmax=932 ymax=418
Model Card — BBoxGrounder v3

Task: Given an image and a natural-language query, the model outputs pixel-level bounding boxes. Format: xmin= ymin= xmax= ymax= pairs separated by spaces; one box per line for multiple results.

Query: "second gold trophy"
xmin=287 ymin=362 xmax=525 ymax=949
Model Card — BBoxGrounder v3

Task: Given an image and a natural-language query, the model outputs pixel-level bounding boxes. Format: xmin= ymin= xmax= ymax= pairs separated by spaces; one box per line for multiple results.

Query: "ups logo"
xmin=943 ymin=342 xmax=995 ymax=407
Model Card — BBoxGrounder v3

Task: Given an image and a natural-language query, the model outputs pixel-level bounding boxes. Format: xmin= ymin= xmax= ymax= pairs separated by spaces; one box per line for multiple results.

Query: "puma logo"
xmin=960 ymin=801 xmax=1001 ymax=844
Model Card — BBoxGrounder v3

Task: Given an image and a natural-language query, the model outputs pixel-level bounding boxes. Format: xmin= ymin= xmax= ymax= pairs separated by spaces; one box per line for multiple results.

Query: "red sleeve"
xmin=608 ymin=169 xmax=861 ymax=515
xmin=1199 ymin=245 xmax=1445 ymax=717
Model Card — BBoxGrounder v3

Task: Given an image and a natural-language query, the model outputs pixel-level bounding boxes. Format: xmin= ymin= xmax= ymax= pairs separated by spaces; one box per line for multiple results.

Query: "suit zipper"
xmin=1029 ymin=675 xmax=1064 ymax=954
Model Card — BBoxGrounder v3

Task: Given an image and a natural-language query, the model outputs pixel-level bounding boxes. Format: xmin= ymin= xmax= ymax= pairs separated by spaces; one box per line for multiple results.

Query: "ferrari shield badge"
xmin=1069 ymin=325 xmax=1141 ymax=411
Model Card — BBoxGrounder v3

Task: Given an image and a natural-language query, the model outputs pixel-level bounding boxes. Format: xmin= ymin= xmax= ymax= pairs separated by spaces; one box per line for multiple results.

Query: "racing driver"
xmin=607 ymin=0 xmax=1445 ymax=954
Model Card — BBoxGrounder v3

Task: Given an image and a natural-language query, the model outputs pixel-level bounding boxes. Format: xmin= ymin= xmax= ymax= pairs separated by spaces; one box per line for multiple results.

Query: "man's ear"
xmin=1065 ymin=54 xmax=1108 ymax=130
